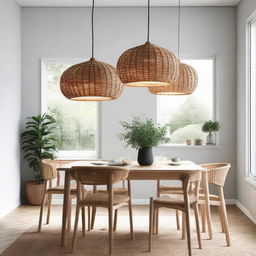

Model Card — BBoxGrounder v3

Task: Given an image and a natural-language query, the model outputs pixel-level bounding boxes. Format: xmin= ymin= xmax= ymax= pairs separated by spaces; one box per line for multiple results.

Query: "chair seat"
xmin=159 ymin=185 xmax=183 ymax=194
xmin=80 ymin=192 xmax=129 ymax=206
xmin=154 ymin=195 xmax=197 ymax=207
xmin=97 ymin=187 xmax=128 ymax=195
xmin=199 ymin=194 xmax=220 ymax=201
xmin=47 ymin=184 xmax=78 ymax=194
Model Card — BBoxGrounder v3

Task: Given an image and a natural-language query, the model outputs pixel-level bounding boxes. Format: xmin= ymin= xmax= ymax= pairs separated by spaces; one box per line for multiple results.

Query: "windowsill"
xmin=158 ymin=144 xmax=221 ymax=149
xmin=55 ymin=150 xmax=97 ymax=160
xmin=245 ymin=177 xmax=256 ymax=187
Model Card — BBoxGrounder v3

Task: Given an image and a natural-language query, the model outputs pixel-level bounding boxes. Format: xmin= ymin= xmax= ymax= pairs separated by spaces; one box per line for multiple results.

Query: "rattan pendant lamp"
xmin=60 ymin=0 xmax=123 ymax=101
xmin=149 ymin=0 xmax=198 ymax=95
xmin=116 ymin=0 xmax=180 ymax=87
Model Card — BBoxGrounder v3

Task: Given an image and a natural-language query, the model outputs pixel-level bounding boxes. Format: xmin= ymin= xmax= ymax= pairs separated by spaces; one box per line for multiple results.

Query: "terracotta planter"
xmin=25 ymin=181 xmax=45 ymax=205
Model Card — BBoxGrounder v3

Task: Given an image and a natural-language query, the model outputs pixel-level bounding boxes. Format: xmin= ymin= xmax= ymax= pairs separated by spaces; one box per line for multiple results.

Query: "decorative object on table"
xmin=21 ymin=114 xmax=57 ymax=205
xmin=171 ymin=157 xmax=181 ymax=163
xmin=149 ymin=0 xmax=198 ymax=96
xmin=186 ymin=139 xmax=193 ymax=145
xmin=60 ymin=0 xmax=123 ymax=101
xmin=202 ymin=120 xmax=220 ymax=145
xmin=117 ymin=0 xmax=179 ymax=87
xmin=119 ymin=117 xmax=170 ymax=166
xmin=194 ymin=139 xmax=203 ymax=145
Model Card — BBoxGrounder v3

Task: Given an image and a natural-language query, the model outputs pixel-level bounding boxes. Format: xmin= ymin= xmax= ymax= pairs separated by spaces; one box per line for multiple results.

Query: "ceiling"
xmin=16 ymin=0 xmax=240 ymax=7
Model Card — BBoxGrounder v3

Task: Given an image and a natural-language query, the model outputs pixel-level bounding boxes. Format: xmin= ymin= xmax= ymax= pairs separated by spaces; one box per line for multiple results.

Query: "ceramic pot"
xmin=137 ymin=147 xmax=154 ymax=166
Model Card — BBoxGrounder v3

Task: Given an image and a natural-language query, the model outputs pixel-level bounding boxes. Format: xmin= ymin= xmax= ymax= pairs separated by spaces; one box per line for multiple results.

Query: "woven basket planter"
xmin=25 ymin=181 xmax=45 ymax=205
xmin=149 ymin=63 xmax=198 ymax=95
xmin=117 ymin=42 xmax=180 ymax=87
xmin=60 ymin=58 xmax=124 ymax=101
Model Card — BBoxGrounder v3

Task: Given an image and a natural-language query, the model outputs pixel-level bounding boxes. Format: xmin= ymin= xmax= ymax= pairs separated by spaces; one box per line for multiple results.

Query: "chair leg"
xmin=87 ymin=206 xmax=91 ymax=231
xmin=113 ymin=209 xmax=118 ymax=231
xmin=218 ymin=205 xmax=225 ymax=233
xmin=108 ymin=205 xmax=113 ymax=255
xmin=72 ymin=204 xmax=80 ymax=253
xmin=194 ymin=204 xmax=202 ymax=249
xmin=155 ymin=208 xmax=159 ymax=234
xmin=200 ymin=204 xmax=206 ymax=233
xmin=149 ymin=197 xmax=154 ymax=252
xmin=46 ymin=194 xmax=52 ymax=225
xmin=67 ymin=198 xmax=72 ymax=232
xmin=128 ymin=199 xmax=134 ymax=240
xmin=38 ymin=192 xmax=47 ymax=232
xmin=91 ymin=206 xmax=97 ymax=230
xmin=218 ymin=187 xmax=231 ymax=247
xmin=182 ymin=212 xmax=186 ymax=240
xmin=176 ymin=210 xmax=180 ymax=230
xmin=153 ymin=208 xmax=157 ymax=235
xmin=82 ymin=207 xmax=86 ymax=237
xmin=184 ymin=206 xmax=192 ymax=256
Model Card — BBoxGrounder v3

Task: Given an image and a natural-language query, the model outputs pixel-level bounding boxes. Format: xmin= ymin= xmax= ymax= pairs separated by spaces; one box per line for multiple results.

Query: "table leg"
xmin=202 ymin=171 xmax=213 ymax=239
xmin=61 ymin=171 xmax=71 ymax=247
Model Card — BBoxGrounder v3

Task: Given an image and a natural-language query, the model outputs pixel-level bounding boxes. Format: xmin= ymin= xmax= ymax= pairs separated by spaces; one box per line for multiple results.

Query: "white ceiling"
xmin=16 ymin=0 xmax=240 ymax=7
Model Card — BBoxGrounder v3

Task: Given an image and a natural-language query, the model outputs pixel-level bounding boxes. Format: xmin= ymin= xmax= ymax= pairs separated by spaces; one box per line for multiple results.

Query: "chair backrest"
xmin=41 ymin=159 xmax=58 ymax=181
xmin=200 ymin=163 xmax=230 ymax=187
xmin=71 ymin=166 xmax=129 ymax=186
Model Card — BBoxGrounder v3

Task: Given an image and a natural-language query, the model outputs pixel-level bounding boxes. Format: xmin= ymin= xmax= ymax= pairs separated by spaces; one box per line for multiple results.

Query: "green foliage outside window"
xmin=46 ymin=63 xmax=97 ymax=151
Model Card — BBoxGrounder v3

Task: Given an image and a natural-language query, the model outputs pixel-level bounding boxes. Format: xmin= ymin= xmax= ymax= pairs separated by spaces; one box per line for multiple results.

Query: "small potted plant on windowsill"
xmin=119 ymin=116 xmax=170 ymax=166
xmin=202 ymin=120 xmax=220 ymax=145
xmin=21 ymin=114 xmax=57 ymax=205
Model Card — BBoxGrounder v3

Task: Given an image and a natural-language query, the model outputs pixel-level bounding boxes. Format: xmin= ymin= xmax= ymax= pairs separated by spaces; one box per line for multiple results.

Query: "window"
xmin=41 ymin=59 xmax=98 ymax=159
xmin=248 ymin=16 xmax=256 ymax=177
xmin=157 ymin=59 xmax=214 ymax=145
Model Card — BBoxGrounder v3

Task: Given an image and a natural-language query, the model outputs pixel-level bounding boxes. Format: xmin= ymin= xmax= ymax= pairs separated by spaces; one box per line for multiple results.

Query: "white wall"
xmin=237 ymin=0 xmax=256 ymax=219
xmin=0 ymin=0 xmax=21 ymax=218
xmin=21 ymin=6 xmax=236 ymax=200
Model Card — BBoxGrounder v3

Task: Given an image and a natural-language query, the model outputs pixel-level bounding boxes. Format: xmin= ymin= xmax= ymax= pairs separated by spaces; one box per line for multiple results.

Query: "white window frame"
xmin=157 ymin=56 xmax=217 ymax=147
xmin=246 ymin=11 xmax=256 ymax=182
xmin=41 ymin=58 xmax=101 ymax=159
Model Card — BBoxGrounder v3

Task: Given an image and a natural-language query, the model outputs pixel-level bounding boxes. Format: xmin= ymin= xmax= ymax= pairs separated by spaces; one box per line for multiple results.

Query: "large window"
xmin=157 ymin=59 xmax=214 ymax=145
xmin=248 ymin=16 xmax=256 ymax=177
xmin=41 ymin=60 xmax=98 ymax=158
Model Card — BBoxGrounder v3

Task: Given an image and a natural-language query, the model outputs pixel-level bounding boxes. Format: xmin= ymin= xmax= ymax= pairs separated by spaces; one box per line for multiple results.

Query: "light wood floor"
xmin=0 ymin=205 xmax=256 ymax=255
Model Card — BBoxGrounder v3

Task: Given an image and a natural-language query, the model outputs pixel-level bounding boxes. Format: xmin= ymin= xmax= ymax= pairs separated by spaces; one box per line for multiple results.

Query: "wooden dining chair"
xmin=71 ymin=166 xmax=133 ymax=255
xmin=38 ymin=159 xmax=89 ymax=232
xmin=149 ymin=171 xmax=202 ymax=256
xmin=199 ymin=163 xmax=231 ymax=246
xmin=90 ymin=180 xmax=131 ymax=232
xmin=156 ymin=181 xmax=183 ymax=232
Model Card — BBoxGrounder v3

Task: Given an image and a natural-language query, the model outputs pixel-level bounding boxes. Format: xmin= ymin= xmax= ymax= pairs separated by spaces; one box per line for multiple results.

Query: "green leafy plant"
xmin=119 ymin=117 xmax=170 ymax=150
xmin=21 ymin=114 xmax=57 ymax=181
xmin=202 ymin=120 xmax=220 ymax=135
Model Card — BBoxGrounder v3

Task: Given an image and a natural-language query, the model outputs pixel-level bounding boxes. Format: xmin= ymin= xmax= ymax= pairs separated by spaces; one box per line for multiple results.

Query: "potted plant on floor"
xmin=202 ymin=120 xmax=220 ymax=145
xmin=119 ymin=116 xmax=170 ymax=166
xmin=21 ymin=114 xmax=57 ymax=205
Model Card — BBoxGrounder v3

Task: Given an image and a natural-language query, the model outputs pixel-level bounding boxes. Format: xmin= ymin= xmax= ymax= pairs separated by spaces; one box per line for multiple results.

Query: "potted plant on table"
xmin=202 ymin=120 xmax=220 ymax=145
xmin=119 ymin=116 xmax=170 ymax=166
xmin=21 ymin=114 xmax=57 ymax=205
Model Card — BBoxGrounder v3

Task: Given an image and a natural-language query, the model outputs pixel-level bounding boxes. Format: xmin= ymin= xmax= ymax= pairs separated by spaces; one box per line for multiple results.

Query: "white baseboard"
xmin=52 ymin=198 xmax=236 ymax=206
xmin=235 ymin=200 xmax=256 ymax=224
xmin=49 ymin=198 xmax=256 ymax=224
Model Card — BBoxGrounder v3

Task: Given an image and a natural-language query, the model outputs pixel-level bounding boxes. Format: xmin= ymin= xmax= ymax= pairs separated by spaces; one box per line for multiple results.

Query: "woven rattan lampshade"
xmin=148 ymin=63 xmax=198 ymax=95
xmin=116 ymin=42 xmax=180 ymax=87
xmin=60 ymin=58 xmax=124 ymax=101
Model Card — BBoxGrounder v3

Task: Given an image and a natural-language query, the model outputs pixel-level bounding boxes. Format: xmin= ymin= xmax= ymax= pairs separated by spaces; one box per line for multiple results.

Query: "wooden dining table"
xmin=58 ymin=160 xmax=212 ymax=247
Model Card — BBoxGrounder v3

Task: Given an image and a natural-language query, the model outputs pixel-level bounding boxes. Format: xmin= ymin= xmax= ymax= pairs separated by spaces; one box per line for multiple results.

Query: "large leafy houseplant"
xmin=119 ymin=117 xmax=170 ymax=165
xmin=21 ymin=114 xmax=57 ymax=182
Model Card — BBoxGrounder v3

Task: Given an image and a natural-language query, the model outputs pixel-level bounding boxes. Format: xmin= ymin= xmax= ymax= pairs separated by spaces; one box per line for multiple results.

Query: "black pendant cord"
xmin=91 ymin=0 xmax=95 ymax=59
xmin=147 ymin=0 xmax=150 ymax=42
xmin=177 ymin=0 xmax=181 ymax=59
